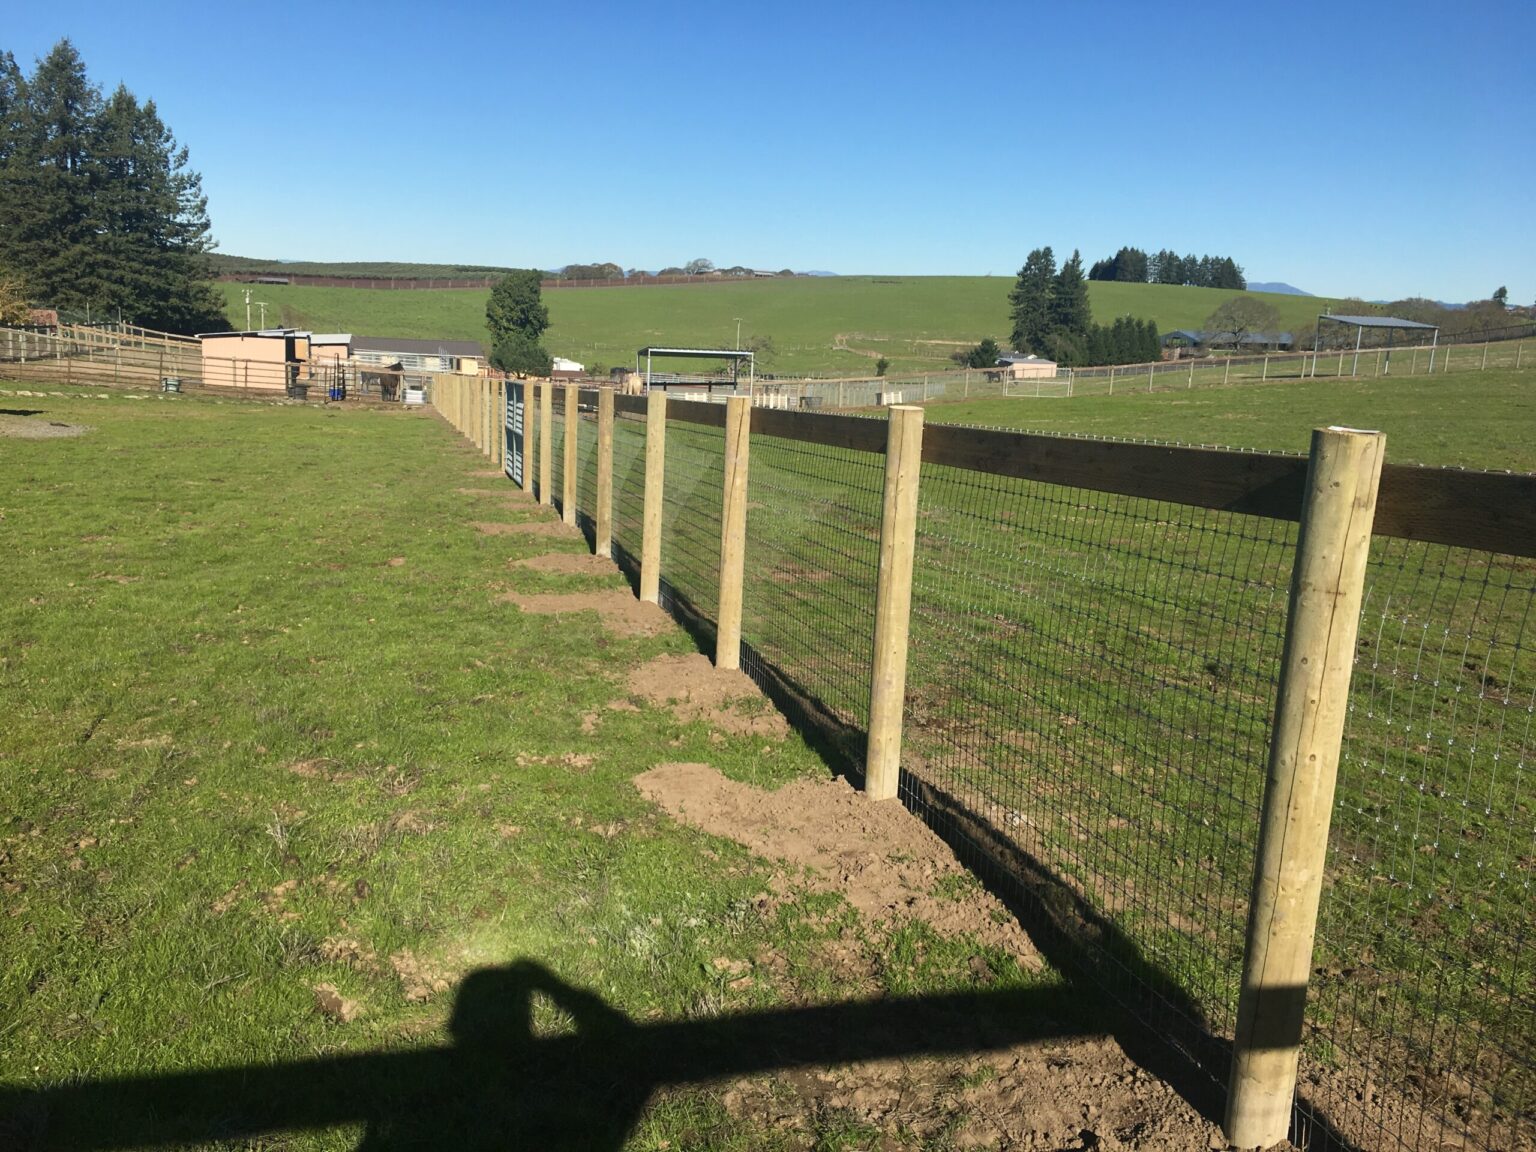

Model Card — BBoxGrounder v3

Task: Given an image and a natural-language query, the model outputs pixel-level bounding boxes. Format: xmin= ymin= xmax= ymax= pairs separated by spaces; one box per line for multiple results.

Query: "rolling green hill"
xmin=218 ymin=277 xmax=1351 ymax=377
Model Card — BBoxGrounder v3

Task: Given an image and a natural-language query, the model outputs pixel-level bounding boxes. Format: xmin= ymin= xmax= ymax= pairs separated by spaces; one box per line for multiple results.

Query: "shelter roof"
xmin=638 ymin=346 xmax=755 ymax=360
xmin=1320 ymin=315 xmax=1439 ymax=330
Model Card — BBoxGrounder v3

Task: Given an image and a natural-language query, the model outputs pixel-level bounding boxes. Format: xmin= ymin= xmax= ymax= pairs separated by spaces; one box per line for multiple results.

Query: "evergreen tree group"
xmin=1087 ymin=247 xmax=1246 ymax=290
xmin=0 ymin=40 xmax=227 ymax=334
xmin=1009 ymin=247 xmax=1161 ymax=367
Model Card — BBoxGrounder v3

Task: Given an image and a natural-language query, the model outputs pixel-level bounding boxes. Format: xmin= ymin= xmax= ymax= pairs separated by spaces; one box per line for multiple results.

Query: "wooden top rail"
xmin=600 ymin=394 xmax=1536 ymax=558
xmin=664 ymin=398 xmax=728 ymax=429
xmin=1376 ymin=464 xmax=1536 ymax=559
xmin=920 ymin=423 xmax=1536 ymax=557
xmin=750 ymin=408 xmax=890 ymax=456
xmin=922 ymin=424 xmax=1312 ymax=520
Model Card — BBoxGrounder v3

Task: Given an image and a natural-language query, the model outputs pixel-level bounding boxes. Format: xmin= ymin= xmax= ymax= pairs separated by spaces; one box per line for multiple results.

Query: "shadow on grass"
xmin=2 ymin=959 xmax=1152 ymax=1151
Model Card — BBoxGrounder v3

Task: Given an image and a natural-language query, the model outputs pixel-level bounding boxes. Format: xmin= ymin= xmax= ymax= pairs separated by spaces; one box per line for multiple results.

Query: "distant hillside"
xmin=217 ymin=276 xmax=1354 ymax=377
xmin=208 ymin=255 xmax=519 ymax=278
xmin=1248 ymin=281 xmax=1312 ymax=296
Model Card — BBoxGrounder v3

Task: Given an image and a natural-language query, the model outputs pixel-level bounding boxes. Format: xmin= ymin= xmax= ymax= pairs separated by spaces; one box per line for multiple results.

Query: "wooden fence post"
xmin=539 ymin=379 xmax=553 ymax=506
xmin=596 ymin=389 xmax=614 ymax=558
xmin=1225 ymin=426 xmax=1386 ymax=1150
xmin=562 ymin=384 xmax=579 ymax=526
xmin=490 ymin=381 xmax=503 ymax=468
xmin=523 ymin=383 xmax=538 ymax=496
xmin=865 ymin=405 xmax=925 ymax=802
xmin=479 ymin=379 xmax=488 ymax=453
xmin=715 ymin=396 xmax=751 ymax=671
xmin=639 ymin=390 xmax=667 ymax=603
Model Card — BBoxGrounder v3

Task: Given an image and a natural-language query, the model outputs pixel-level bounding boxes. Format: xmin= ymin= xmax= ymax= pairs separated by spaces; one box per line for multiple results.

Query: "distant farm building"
xmin=352 ymin=337 xmax=484 ymax=376
xmin=309 ymin=333 xmax=352 ymax=363
xmin=551 ymin=356 xmax=584 ymax=381
xmin=1162 ymin=329 xmax=1296 ymax=352
xmin=992 ymin=354 xmax=1058 ymax=380
xmin=198 ymin=329 xmax=310 ymax=390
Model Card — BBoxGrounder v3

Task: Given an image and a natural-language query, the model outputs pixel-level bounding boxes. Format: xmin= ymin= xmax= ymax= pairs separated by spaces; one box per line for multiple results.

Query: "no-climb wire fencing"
xmin=429 ymin=372 xmax=1534 ymax=1152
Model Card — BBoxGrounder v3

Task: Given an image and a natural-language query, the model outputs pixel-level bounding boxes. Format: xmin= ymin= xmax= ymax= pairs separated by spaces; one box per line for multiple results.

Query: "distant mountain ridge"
xmin=1248 ymin=281 xmax=1312 ymax=296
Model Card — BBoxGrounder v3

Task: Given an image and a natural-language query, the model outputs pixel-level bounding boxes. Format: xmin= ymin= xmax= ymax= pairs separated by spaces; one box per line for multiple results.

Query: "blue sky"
xmin=7 ymin=1 xmax=1534 ymax=303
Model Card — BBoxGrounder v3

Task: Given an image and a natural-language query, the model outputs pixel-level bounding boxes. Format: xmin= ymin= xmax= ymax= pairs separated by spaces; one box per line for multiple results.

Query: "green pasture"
xmin=927 ymin=367 xmax=1536 ymax=470
xmin=0 ymin=386 xmax=1051 ymax=1150
xmin=219 ymin=277 xmax=1350 ymax=378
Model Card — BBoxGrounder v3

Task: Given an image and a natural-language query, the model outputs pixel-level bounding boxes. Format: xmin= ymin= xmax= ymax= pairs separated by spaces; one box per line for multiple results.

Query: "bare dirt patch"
xmin=512 ymin=552 xmax=619 ymax=577
xmin=711 ymin=1043 xmax=1231 ymax=1151
xmin=633 ymin=762 xmax=1033 ymax=958
xmin=0 ymin=414 xmax=91 ymax=439
xmin=637 ymin=762 xmax=1246 ymax=1149
xmin=474 ymin=520 xmax=573 ymax=539
xmin=498 ymin=589 xmax=670 ymax=637
xmin=625 ymin=654 xmax=790 ymax=739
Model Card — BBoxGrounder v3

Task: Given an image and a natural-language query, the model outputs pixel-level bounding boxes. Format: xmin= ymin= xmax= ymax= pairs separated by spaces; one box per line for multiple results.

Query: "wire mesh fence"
xmin=658 ymin=412 xmax=725 ymax=630
xmin=739 ymin=432 xmax=886 ymax=763
xmin=453 ymin=384 xmax=1535 ymax=1151
xmin=549 ymin=388 xmax=568 ymax=514
xmin=576 ymin=396 xmax=599 ymax=540
xmin=1296 ymin=540 xmax=1536 ymax=1152
xmin=611 ymin=406 xmax=648 ymax=583
xmin=899 ymin=461 xmax=1300 ymax=1079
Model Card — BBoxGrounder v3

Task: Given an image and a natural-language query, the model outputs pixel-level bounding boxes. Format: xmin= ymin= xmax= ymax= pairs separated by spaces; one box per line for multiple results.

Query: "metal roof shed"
xmin=1314 ymin=314 xmax=1441 ymax=375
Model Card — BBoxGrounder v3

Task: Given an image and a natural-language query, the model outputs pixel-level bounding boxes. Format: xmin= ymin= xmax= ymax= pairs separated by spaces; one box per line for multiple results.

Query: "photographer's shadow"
xmin=1 ymin=958 xmax=1098 ymax=1151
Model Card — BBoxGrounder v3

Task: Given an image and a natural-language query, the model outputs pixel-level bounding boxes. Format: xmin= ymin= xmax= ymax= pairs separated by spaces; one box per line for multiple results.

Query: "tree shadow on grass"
xmin=2 ymin=959 xmax=1143 ymax=1151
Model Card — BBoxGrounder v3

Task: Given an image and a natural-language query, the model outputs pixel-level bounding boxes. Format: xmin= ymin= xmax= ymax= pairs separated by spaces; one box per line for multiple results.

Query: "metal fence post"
xmin=639 ymin=390 xmax=667 ymax=603
xmin=1225 ymin=426 xmax=1386 ymax=1149
xmin=595 ymin=389 xmax=614 ymax=558
xmin=562 ymin=384 xmax=578 ymax=526
xmin=1482 ymin=342 xmax=1489 ymax=371
xmin=865 ymin=405 xmax=925 ymax=802
xmin=539 ymin=379 xmax=553 ymax=506
xmin=714 ymin=396 xmax=751 ymax=671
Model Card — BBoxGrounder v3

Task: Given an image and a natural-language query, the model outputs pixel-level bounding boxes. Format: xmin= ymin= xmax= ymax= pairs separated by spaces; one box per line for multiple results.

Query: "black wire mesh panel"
xmin=902 ymin=460 xmax=1298 ymax=1082
xmin=549 ymin=389 xmax=567 ymax=514
xmin=1298 ymin=540 xmax=1535 ymax=1152
xmin=611 ymin=410 xmax=646 ymax=582
xmin=739 ymin=433 xmax=885 ymax=762
xmin=659 ymin=417 xmax=724 ymax=630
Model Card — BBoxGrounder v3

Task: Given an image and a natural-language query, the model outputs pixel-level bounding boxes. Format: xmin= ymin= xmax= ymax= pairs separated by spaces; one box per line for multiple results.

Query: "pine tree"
xmin=83 ymin=86 xmax=224 ymax=331
xmin=0 ymin=41 xmax=100 ymax=311
xmin=1049 ymin=250 xmax=1092 ymax=342
xmin=1008 ymin=247 xmax=1055 ymax=355
xmin=0 ymin=42 xmax=224 ymax=332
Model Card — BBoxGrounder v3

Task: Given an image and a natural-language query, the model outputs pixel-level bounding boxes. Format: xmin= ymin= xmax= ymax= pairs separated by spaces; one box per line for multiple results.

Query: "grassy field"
xmin=218 ymin=277 xmax=1349 ymax=379
xmin=924 ymin=367 xmax=1536 ymax=470
xmin=0 ymin=386 xmax=1062 ymax=1150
